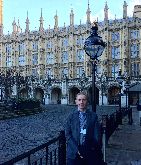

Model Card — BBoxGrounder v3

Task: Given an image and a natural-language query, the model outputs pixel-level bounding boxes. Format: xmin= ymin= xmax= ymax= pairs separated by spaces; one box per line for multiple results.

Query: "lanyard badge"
xmin=80 ymin=128 xmax=86 ymax=134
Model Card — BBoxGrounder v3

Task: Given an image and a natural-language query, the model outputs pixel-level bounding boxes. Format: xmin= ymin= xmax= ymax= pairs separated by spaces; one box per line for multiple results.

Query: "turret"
xmin=104 ymin=1 xmax=108 ymax=22
xmin=12 ymin=18 xmax=17 ymax=34
xmin=25 ymin=11 xmax=30 ymax=33
xmin=86 ymin=0 xmax=91 ymax=25
xmin=39 ymin=8 xmax=44 ymax=32
xmin=54 ymin=10 xmax=58 ymax=29
xmin=70 ymin=8 xmax=74 ymax=26
xmin=0 ymin=0 xmax=3 ymax=35
xmin=123 ymin=1 xmax=128 ymax=19
xmin=133 ymin=5 xmax=141 ymax=18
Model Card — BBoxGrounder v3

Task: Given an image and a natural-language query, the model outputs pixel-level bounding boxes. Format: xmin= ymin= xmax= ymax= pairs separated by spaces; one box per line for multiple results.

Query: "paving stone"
xmin=106 ymin=107 xmax=141 ymax=165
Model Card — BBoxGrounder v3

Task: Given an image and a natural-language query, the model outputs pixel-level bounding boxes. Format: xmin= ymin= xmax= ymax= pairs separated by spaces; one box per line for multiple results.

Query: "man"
xmin=65 ymin=92 xmax=104 ymax=165
xmin=137 ymin=100 xmax=141 ymax=125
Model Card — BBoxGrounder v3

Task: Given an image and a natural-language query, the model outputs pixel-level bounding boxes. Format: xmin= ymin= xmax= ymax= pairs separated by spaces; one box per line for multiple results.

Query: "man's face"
xmin=75 ymin=94 xmax=87 ymax=111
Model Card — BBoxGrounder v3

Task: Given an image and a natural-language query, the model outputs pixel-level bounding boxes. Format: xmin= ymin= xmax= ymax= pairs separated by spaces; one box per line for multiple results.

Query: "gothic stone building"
xmin=0 ymin=1 xmax=141 ymax=105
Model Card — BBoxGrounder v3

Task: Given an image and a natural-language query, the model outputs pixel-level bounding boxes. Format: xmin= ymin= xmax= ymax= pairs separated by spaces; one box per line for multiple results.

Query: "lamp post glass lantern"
xmin=84 ymin=22 xmax=106 ymax=112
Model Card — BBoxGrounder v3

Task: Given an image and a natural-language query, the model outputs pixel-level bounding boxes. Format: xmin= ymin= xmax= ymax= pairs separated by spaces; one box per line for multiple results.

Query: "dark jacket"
xmin=65 ymin=109 xmax=102 ymax=160
xmin=137 ymin=102 xmax=141 ymax=111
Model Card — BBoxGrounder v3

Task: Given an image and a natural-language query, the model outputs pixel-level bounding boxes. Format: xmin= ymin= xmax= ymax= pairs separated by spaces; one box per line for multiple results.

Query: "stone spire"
xmin=54 ymin=10 xmax=58 ymax=29
xmin=39 ymin=8 xmax=44 ymax=32
xmin=70 ymin=7 xmax=74 ymax=26
xmin=25 ymin=11 xmax=30 ymax=33
xmin=104 ymin=1 xmax=109 ymax=22
xmin=86 ymin=0 xmax=91 ymax=25
xmin=12 ymin=18 xmax=17 ymax=34
xmin=123 ymin=1 xmax=128 ymax=19
xmin=17 ymin=19 xmax=22 ymax=33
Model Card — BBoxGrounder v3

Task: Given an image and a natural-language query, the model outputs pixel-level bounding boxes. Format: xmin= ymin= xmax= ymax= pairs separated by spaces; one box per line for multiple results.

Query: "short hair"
xmin=76 ymin=92 xmax=88 ymax=99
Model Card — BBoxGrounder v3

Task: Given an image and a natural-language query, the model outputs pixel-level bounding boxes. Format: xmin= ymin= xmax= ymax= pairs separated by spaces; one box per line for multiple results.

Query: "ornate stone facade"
xmin=0 ymin=1 xmax=141 ymax=105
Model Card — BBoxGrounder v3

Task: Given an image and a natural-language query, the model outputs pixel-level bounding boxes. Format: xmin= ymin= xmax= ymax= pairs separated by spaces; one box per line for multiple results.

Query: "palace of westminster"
xmin=0 ymin=0 xmax=141 ymax=106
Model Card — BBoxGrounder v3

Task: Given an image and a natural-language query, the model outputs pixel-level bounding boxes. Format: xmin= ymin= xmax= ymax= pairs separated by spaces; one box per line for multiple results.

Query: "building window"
xmin=111 ymin=46 xmax=120 ymax=59
xmin=112 ymin=64 xmax=119 ymax=78
xmin=46 ymin=40 xmax=52 ymax=49
xmin=131 ymin=63 xmax=139 ymax=77
xmin=111 ymin=32 xmax=120 ymax=41
xmin=62 ymin=51 xmax=68 ymax=64
xmin=62 ymin=38 xmax=68 ymax=47
xmin=32 ymin=53 xmax=38 ymax=65
xmin=32 ymin=41 xmax=38 ymax=51
xmin=76 ymin=49 xmax=84 ymax=62
xmin=6 ymin=56 xmax=12 ymax=67
xmin=6 ymin=44 xmax=12 ymax=54
xmin=130 ymin=43 xmax=139 ymax=58
xmin=130 ymin=30 xmax=140 ymax=39
xmin=62 ymin=68 xmax=68 ymax=77
xmin=76 ymin=36 xmax=85 ymax=46
xmin=46 ymin=68 xmax=53 ymax=78
xmin=32 ymin=68 xmax=37 ymax=77
xmin=19 ymin=55 xmax=25 ymax=66
xmin=19 ymin=42 xmax=25 ymax=54
xmin=77 ymin=67 xmax=84 ymax=78
xmin=97 ymin=65 xmax=102 ymax=75
xmin=46 ymin=52 xmax=54 ymax=64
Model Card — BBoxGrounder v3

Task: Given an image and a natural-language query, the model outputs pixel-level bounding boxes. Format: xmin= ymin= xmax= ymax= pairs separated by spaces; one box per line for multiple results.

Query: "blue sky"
xmin=3 ymin=0 xmax=141 ymax=34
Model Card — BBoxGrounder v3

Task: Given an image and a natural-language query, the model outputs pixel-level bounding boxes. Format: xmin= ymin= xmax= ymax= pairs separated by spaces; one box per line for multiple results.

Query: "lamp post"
xmin=84 ymin=22 xmax=106 ymax=112
xmin=116 ymin=69 xmax=124 ymax=109
xmin=124 ymin=76 xmax=130 ymax=109
xmin=100 ymin=72 xmax=107 ymax=105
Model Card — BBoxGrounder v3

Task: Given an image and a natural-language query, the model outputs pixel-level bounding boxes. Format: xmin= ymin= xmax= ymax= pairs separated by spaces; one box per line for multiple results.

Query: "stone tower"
xmin=133 ymin=5 xmax=141 ymax=18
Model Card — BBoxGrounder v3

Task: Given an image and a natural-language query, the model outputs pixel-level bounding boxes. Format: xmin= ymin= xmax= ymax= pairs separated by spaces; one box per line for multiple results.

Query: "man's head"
xmin=75 ymin=92 xmax=88 ymax=112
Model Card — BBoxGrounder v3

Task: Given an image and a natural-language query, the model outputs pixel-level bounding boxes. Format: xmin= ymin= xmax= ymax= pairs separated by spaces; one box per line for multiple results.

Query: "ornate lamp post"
xmin=100 ymin=72 xmax=107 ymax=105
xmin=84 ymin=22 xmax=106 ymax=112
xmin=124 ymin=76 xmax=130 ymax=109
xmin=116 ymin=69 xmax=124 ymax=109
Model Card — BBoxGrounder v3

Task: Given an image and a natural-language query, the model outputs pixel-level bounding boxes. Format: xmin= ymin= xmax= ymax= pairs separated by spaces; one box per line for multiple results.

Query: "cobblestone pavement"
xmin=0 ymin=104 xmax=118 ymax=164
xmin=106 ymin=107 xmax=141 ymax=165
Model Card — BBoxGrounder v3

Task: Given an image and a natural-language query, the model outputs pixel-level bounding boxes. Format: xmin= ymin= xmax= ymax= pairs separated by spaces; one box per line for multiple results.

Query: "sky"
xmin=3 ymin=0 xmax=141 ymax=34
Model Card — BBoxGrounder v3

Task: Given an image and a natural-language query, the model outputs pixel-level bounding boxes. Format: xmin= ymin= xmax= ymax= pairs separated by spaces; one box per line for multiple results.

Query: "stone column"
xmin=12 ymin=84 xmax=17 ymax=97
xmin=44 ymin=90 xmax=51 ymax=105
xmin=99 ymin=90 xmax=108 ymax=105
xmin=61 ymin=79 xmax=68 ymax=104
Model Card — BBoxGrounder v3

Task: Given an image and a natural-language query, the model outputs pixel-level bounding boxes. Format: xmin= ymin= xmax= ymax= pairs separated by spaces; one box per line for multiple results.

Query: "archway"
xmin=34 ymin=88 xmax=44 ymax=103
xmin=51 ymin=87 xmax=61 ymax=104
xmin=108 ymin=86 xmax=120 ymax=105
xmin=20 ymin=88 xmax=28 ymax=99
xmin=69 ymin=87 xmax=80 ymax=104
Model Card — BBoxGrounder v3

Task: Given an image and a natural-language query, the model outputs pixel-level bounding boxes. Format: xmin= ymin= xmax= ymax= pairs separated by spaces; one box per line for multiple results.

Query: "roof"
xmin=128 ymin=83 xmax=141 ymax=92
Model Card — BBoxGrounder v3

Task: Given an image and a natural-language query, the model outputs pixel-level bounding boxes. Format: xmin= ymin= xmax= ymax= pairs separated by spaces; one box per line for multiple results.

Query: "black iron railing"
xmin=102 ymin=107 xmax=132 ymax=142
xmin=1 ymin=131 xmax=66 ymax=165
